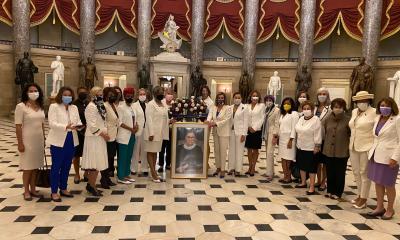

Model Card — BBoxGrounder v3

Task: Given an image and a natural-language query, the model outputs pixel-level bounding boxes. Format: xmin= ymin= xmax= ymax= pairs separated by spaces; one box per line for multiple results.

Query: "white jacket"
xmin=85 ymin=102 xmax=107 ymax=137
xmin=132 ymin=101 xmax=147 ymax=136
xmin=104 ymin=102 xmax=119 ymax=142
xmin=248 ymin=103 xmax=265 ymax=131
xmin=116 ymin=103 xmax=137 ymax=145
xmin=349 ymin=106 xmax=376 ymax=152
xmin=230 ymin=103 xmax=249 ymax=136
xmin=47 ymin=103 xmax=81 ymax=147
xmin=262 ymin=107 xmax=280 ymax=141
xmin=207 ymin=105 xmax=232 ymax=137
xmin=368 ymin=115 xmax=400 ymax=165
xmin=143 ymin=100 xmax=169 ymax=141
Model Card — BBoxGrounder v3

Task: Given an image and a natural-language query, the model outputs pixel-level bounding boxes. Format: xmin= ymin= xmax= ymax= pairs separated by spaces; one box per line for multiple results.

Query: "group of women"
xmin=14 ymin=83 xmax=399 ymax=219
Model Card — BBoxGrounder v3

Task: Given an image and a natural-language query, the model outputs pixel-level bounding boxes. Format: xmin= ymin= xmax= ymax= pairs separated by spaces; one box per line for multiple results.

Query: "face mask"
xmin=333 ymin=108 xmax=344 ymax=115
xmin=283 ymin=104 xmax=291 ymax=112
xmin=380 ymin=106 xmax=392 ymax=116
xmin=28 ymin=92 xmax=39 ymax=101
xmin=78 ymin=92 xmax=88 ymax=101
xmin=139 ymin=95 xmax=146 ymax=102
xmin=217 ymin=100 xmax=224 ymax=105
xmin=357 ymin=102 xmax=369 ymax=112
xmin=94 ymin=96 xmax=103 ymax=102
xmin=116 ymin=93 xmax=122 ymax=101
xmin=298 ymin=97 xmax=307 ymax=104
xmin=156 ymin=95 xmax=164 ymax=101
xmin=303 ymin=109 xmax=312 ymax=117
xmin=108 ymin=95 xmax=117 ymax=103
xmin=233 ymin=99 xmax=242 ymax=105
xmin=125 ymin=97 xmax=134 ymax=104
xmin=265 ymin=101 xmax=273 ymax=108
xmin=62 ymin=96 xmax=72 ymax=105
xmin=252 ymin=96 xmax=259 ymax=102
xmin=318 ymin=95 xmax=327 ymax=103
xmin=165 ymin=94 xmax=173 ymax=102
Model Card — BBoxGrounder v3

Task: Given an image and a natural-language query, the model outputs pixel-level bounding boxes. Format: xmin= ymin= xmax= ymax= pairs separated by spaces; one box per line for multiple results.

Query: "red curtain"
xmin=30 ymin=0 xmax=53 ymax=26
xmin=0 ymin=0 xmax=11 ymax=25
xmin=54 ymin=0 xmax=80 ymax=34
xmin=381 ymin=0 xmax=400 ymax=40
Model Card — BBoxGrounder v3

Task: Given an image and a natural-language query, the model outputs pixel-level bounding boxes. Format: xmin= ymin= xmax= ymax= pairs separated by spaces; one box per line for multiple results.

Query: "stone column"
xmin=297 ymin=0 xmax=317 ymax=72
xmin=190 ymin=0 xmax=206 ymax=73
xmin=242 ymin=0 xmax=260 ymax=88
xmin=80 ymin=0 xmax=96 ymax=63
xmin=137 ymin=0 xmax=152 ymax=72
xmin=12 ymin=0 xmax=30 ymax=62
xmin=362 ymin=0 xmax=383 ymax=69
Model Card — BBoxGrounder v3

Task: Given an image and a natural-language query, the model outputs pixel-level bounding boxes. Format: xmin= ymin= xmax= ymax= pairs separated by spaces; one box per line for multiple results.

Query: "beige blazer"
xmin=104 ymin=102 xmax=119 ymax=142
xmin=207 ymin=105 xmax=232 ymax=137
xmin=368 ymin=115 xmax=400 ymax=164
xmin=143 ymin=100 xmax=169 ymax=141
xmin=349 ymin=106 xmax=376 ymax=152
xmin=132 ymin=101 xmax=146 ymax=136
xmin=262 ymin=107 xmax=280 ymax=141
xmin=230 ymin=103 xmax=249 ymax=136
xmin=84 ymin=102 xmax=107 ymax=137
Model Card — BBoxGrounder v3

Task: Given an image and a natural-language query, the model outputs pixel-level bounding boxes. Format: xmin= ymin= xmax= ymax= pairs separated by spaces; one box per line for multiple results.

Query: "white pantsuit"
xmin=131 ymin=101 xmax=148 ymax=172
xmin=228 ymin=104 xmax=249 ymax=172
xmin=262 ymin=107 xmax=280 ymax=177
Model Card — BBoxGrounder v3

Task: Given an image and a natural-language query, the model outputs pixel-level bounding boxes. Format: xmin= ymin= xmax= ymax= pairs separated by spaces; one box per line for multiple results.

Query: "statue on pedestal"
xmin=190 ymin=66 xmax=207 ymax=97
xmin=83 ymin=57 xmax=98 ymax=90
xmin=268 ymin=71 xmax=281 ymax=99
xmin=15 ymin=52 xmax=38 ymax=92
xmin=350 ymin=57 xmax=374 ymax=97
xmin=138 ymin=64 xmax=151 ymax=89
xmin=158 ymin=14 xmax=182 ymax=52
xmin=239 ymin=71 xmax=251 ymax=102
xmin=388 ymin=71 xmax=400 ymax=106
xmin=51 ymin=56 xmax=65 ymax=96
xmin=295 ymin=66 xmax=312 ymax=96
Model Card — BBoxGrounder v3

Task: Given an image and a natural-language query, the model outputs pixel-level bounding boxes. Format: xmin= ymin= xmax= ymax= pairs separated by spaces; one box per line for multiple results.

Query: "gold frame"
xmin=171 ymin=122 xmax=209 ymax=179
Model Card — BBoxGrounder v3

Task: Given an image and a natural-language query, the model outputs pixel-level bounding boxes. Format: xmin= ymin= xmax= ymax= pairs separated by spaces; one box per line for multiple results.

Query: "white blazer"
xmin=116 ymin=103 xmax=137 ymax=145
xmin=85 ymin=102 xmax=107 ymax=137
xmin=132 ymin=101 xmax=147 ymax=136
xmin=104 ymin=102 xmax=120 ymax=142
xmin=230 ymin=103 xmax=249 ymax=136
xmin=262 ymin=107 xmax=280 ymax=141
xmin=368 ymin=115 xmax=400 ymax=165
xmin=349 ymin=106 xmax=376 ymax=152
xmin=314 ymin=105 xmax=331 ymax=122
xmin=143 ymin=100 xmax=169 ymax=141
xmin=47 ymin=103 xmax=82 ymax=147
xmin=248 ymin=103 xmax=266 ymax=131
xmin=207 ymin=105 xmax=232 ymax=137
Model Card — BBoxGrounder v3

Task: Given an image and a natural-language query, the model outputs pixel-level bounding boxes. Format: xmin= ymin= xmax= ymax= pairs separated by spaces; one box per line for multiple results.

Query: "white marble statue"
xmin=50 ymin=56 xmax=64 ymax=96
xmin=388 ymin=71 xmax=400 ymax=106
xmin=158 ymin=14 xmax=182 ymax=52
xmin=268 ymin=71 xmax=281 ymax=99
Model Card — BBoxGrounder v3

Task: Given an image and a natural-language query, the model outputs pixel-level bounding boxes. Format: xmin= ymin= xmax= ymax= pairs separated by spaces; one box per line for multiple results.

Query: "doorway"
xmin=103 ymin=73 xmax=127 ymax=89
xmin=211 ymin=79 xmax=233 ymax=104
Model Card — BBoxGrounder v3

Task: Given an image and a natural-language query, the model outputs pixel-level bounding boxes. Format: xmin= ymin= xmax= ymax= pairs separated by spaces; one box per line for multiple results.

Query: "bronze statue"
xmin=15 ymin=52 xmax=38 ymax=92
xmin=190 ymin=66 xmax=207 ymax=97
xmin=138 ymin=64 xmax=150 ymax=89
xmin=295 ymin=65 xmax=312 ymax=96
xmin=239 ymin=71 xmax=251 ymax=102
xmin=83 ymin=57 xmax=98 ymax=90
xmin=350 ymin=57 xmax=374 ymax=96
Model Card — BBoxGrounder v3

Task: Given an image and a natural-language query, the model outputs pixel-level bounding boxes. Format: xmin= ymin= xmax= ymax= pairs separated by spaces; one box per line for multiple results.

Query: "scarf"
xmin=94 ymin=100 xmax=107 ymax=120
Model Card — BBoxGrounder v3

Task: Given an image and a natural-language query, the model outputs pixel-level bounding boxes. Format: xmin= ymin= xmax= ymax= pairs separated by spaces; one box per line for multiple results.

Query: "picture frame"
xmin=171 ymin=122 xmax=209 ymax=179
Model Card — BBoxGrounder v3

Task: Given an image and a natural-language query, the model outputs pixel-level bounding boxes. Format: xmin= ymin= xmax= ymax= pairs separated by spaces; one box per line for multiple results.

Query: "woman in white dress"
xmin=278 ymin=97 xmax=299 ymax=183
xmin=15 ymin=83 xmax=45 ymax=201
xmin=82 ymin=86 xmax=110 ymax=196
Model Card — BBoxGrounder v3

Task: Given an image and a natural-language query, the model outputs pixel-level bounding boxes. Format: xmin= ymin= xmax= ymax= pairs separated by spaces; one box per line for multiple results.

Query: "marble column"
xmin=297 ymin=0 xmax=317 ymax=72
xmin=242 ymin=0 xmax=260 ymax=88
xmin=190 ymin=0 xmax=206 ymax=73
xmin=12 ymin=0 xmax=30 ymax=62
xmin=80 ymin=0 xmax=96 ymax=63
xmin=362 ymin=0 xmax=383 ymax=68
xmin=137 ymin=0 xmax=152 ymax=72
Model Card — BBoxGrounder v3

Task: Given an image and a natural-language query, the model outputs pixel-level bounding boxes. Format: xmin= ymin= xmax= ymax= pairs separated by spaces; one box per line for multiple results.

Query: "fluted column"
xmin=137 ymin=0 xmax=152 ymax=71
xmin=242 ymin=0 xmax=260 ymax=88
xmin=297 ymin=0 xmax=317 ymax=72
xmin=12 ymin=0 xmax=30 ymax=63
xmin=80 ymin=0 xmax=96 ymax=63
xmin=190 ymin=0 xmax=206 ymax=73
xmin=362 ymin=0 xmax=383 ymax=69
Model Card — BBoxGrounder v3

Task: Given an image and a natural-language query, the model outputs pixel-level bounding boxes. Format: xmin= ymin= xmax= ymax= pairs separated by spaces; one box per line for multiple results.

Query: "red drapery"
xmin=0 ymin=0 xmax=11 ymax=26
xmin=381 ymin=0 xmax=400 ymax=40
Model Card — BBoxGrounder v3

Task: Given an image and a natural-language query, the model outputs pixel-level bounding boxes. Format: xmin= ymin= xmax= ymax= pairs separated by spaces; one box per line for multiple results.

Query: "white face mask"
xmin=28 ymin=92 xmax=39 ymax=101
xmin=265 ymin=101 xmax=274 ymax=108
xmin=251 ymin=96 xmax=259 ymax=101
xmin=303 ymin=109 xmax=312 ymax=117
xmin=333 ymin=108 xmax=343 ymax=115
xmin=357 ymin=102 xmax=369 ymax=112
xmin=233 ymin=99 xmax=242 ymax=105
xmin=298 ymin=97 xmax=307 ymax=104
xmin=318 ymin=95 xmax=327 ymax=103
xmin=138 ymin=95 xmax=146 ymax=102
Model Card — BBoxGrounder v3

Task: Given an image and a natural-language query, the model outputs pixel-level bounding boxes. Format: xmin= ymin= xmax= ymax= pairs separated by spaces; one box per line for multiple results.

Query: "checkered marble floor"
xmin=0 ymin=118 xmax=399 ymax=240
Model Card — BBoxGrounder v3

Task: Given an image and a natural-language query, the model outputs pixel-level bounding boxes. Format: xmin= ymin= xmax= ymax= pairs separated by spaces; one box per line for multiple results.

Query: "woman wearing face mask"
xmin=159 ymin=88 xmax=175 ymax=172
xmin=131 ymin=88 xmax=149 ymax=175
xmin=261 ymin=95 xmax=280 ymax=181
xmin=323 ymin=98 xmax=351 ymax=200
xmin=114 ymin=86 xmax=124 ymax=105
xmin=15 ymin=83 xmax=45 ymax=201
xmin=144 ymin=86 xmax=170 ymax=182
xmin=294 ymin=101 xmax=322 ymax=195
xmin=206 ymin=92 xmax=232 ymax=178
xmin=116 ymin=87 xmax=138 ymax=184
xmin=244 ymin=90 xmax=265 ymax=176
xmin=367 ymin=98 xmax=400 ymax=220
xmin=349 ymin=91 xmax=376 ymax=209
xmin=296 ymin=91 xmax=310 ymax=114
xmin=47 ymin=87 xmax=82 ymax=201
xmin=227 ymin=92 xmax=249 ymax=176
xmin=278 ymin=97 xmax=298 ymax=183
xmin=101 ymin=87 xmax=119 ymax=188
xmin=81 ymin=86 xmax=110 ymax=196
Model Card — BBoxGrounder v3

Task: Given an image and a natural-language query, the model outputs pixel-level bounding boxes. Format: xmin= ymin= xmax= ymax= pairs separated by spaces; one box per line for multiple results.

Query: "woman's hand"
xmin=240 ymin=135 xmax=246 ymax=143
xmin=169 ymin=119 xmax=177 ymax=124
xmin=131 ymin=124 xmax=139 ymax=134
xmin=100 ymin=132 xmax=110 ymax=142
xmin=287 ymin=139 xmax=293 ymax=149
xmin=149 ymin=136 xmax=154 ymax=141
xmin=272 ymin=136 xmax=278 ymax=146
xmin=389 ymin=159 xmax=399 ymax=168
xmin=249 ymin=127 xmax=256 ymax=133
xmin=18 ymin=143 xmax=25 ymax=153
xmin=313 ymin=146 xmax=321 ymax=154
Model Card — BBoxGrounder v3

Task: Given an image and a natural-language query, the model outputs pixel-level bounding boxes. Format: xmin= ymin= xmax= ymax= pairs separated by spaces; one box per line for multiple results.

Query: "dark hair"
xmin=215 ymin=92 xmax=227 ymax=105
xmin=21 ymin=83 xmax=44 ymax=109
xmin=77 ymin=87 xmax=87 ymax=93
xmin=301 ymin=100 xmax=315 ymax=111
xmin=376 ymin=97 xmax=399 ymax=116
xmin=280 ymin=97 xmax=295 ymax=114
xmin=295 ymin=90 xmax=310 ymax=109
xmin=114 ymin=86 xmax=123 ymax=101
xmin=232 ymin=92 xmax=241 ymax=99
xmin=55 ymin=86 xmax=75 ymax=104
xmin=247 ymin=90 xmax=262 ymax=103
xmin=201 ymin=86 xmax=211 ymax=96
xmin=153 ymin=86 xmax=164 ymax=98
xmin=264 ymin=95 xmax=275 ymax=103
xmin=103 ymin=87 xmax=118 ymax=102
xmin=330 ymin=98 xmax=347 ymax=112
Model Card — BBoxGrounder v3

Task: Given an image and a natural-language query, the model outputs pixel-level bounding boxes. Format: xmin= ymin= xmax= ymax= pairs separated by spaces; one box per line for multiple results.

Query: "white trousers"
xmin=228 ymin=131 xmax=245 ymax=172
xmin=349 ymin=150 xmax=371 ymax=199
xmin=213 ymin=132 xmax=229 ymax=171
xmin=265 ymin=134 xmax=275 ymax=177
xmin=131 ymin=133 xmax=148 ymax=173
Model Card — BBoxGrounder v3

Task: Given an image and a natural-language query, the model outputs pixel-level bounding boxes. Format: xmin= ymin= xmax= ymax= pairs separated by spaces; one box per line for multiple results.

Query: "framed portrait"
xmin=171 ymin=123 xmax=209 ymax=179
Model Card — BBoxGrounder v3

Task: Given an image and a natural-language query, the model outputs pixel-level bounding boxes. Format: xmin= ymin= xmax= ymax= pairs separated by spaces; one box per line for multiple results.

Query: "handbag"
xmin=36 ymin=152 xmax=51 ymax=188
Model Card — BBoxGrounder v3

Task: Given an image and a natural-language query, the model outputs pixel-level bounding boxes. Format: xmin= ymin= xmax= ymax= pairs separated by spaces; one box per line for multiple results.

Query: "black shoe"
xmin=306 ymin=191 xmax=316 ymax=195
xmin=295 ymin=184 xmax=307 ymax=189
xmin=142 ymin=172 xmax=149 ymax=177
xmin=166 ymin=166 xmax=171 ymax=170
xmin=83 ymin=177 xmax=89 ymax=182
xmin=130 ymin=171 xmax=137 ymax=175
xmin=59 ymin=190 xmax=74 ymax=198
xmin=107 ymin=178 xmax=116 ymax=186
xmin=74 ymin=178 xmax=80 ymax=184
xmin=158 ymin=168 xmax=164 ymax=173
xmin=86 ymin=184 xmax=103 ymax=197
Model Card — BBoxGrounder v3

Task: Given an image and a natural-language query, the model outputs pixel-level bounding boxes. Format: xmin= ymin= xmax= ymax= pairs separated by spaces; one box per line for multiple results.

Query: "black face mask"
xmin=94 ymin=96 xmax=103 ymax=102
xmin=108 ymin=95 xmax=117 ymax=103
xmin=125 ymin=97 xmax=134 ymax=104
xmin=156 ymin=95 xmax=164 ymax=101
xmin=78 ymin=92 xmax=88 ymax=101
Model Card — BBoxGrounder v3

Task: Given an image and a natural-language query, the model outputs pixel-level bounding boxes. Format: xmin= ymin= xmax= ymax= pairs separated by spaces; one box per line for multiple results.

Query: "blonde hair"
xmin=90 ymin=86 xmax=103 ymax=99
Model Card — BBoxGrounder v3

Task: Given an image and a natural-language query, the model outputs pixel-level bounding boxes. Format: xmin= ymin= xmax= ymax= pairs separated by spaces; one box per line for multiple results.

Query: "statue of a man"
xmin=83 ymin=57 xmax=98 ymax=90
xmin=239 ymin=71 xmax=251 ymax=102
xmin=15 ymin=52 xmax=38 ymax=92
xmin=190 ymin=66 xmax=207 ymax=97
xmin=138 ymin=64 xmax=150 ymax=89
xmin=268 ymin=71 xmax=281 ymax=99
xmin=295 ymin=66 xmax=312 ymax=96
xmin=51 ymin=56 xmax=65 ymax=96
xmin=389 ymin=71 xmax=400 ymax=106
xmin=350 ymin=57 xmax=374 ymax=96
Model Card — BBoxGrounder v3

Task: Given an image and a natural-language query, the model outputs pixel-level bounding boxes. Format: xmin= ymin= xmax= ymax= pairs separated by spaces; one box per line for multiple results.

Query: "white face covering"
xmin=138 ymin=95 xmax=146 ymax=102
xmin=251 ymin=96 xmax=259 ymax=101
xmin=28 ymin=92 xmax=39 ymax=101
xmin=357 ymin=102 xmax=369 ymax=112
xmin=233 ymin=99 xmax=242 ymax=105
xmin=318 ymin=95 xmax=327 ymax=103
xmin=265 ymin=101 xmax=274 ymax=108
xmin=298 ymin=97 xmax=307 ymax=104
xmin=303 ymin=109 xmax=312 ymax=117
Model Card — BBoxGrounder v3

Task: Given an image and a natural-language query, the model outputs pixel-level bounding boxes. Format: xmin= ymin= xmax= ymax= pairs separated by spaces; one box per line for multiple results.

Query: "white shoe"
xmin=126 ymin=178 xmax=136 ymax=183
xmin=117 ymin=179 xmax=132 ymax=184
xmin=152 ymin=178 xmax=161 ymax=183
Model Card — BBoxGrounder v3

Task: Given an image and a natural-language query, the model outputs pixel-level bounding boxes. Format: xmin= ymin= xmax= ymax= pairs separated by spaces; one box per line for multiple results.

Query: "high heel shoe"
xmin=367 ymin=209 xmax=386 ymax=217
xmin=86 ymin=184 xmax=103 ymax=197
xmin=381 ymin=211 xmax=395 ymax=220
xmin=219 ymin=171 xmax=225 ymax=179
xmin=212 ymin=169 xmax=221 ymax=177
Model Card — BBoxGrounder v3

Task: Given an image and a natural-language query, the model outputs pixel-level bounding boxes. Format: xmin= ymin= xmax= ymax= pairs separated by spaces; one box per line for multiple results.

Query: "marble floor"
xmin=0 ymin=118 xmax=399 ymax=240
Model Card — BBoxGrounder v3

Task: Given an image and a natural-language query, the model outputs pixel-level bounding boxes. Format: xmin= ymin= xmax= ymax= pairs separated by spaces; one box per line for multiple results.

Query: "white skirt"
xmin=82 ymin=136 xmax=108 ymax=171
xmin=144 ymin=140 xmax=163 ymax=153
xmin=278 ymin=132 xmax=296 ymax=161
